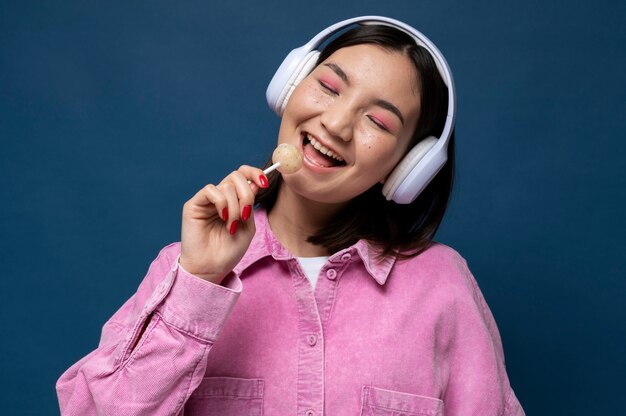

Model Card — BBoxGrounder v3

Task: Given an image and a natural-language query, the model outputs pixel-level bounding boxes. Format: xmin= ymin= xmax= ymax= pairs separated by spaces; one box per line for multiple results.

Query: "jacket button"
xmin=305 ymin=411 xmax=315 ymax=416
xmin=307 ymin=335 xmax=317 ymax=346
xmin=341 ymin=253 xmax=352 ymax=262
xmin=326 ymin=269 xmax=337 ymax=280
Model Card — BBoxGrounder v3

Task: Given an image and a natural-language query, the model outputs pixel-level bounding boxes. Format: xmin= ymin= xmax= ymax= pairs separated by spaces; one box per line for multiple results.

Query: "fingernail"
xmin=259 ymin=174 xmax=269 ymax=188
xmin=222 ymin=207 xmax=228 ymax=221
xmin=242 ymin=205 xmax=252 ymax=221
xmin=229 ymin=220 xmax=239 ymax=235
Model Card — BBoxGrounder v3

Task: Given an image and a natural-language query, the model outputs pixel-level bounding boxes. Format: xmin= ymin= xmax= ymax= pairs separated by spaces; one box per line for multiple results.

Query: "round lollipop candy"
xmin=264 ymin=143 xmax=303 ymax=175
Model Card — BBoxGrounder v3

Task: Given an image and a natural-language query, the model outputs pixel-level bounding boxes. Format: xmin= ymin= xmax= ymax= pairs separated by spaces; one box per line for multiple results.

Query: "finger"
xmin=236 ymin=165 xmax=269 ymax=193
xmin=227 ymin=171 xmax=258 ymax=221
xmin=186 ymin=184 xmax=228 ymax=221
xmin=217 ymin=181 xmax=241 ymax=235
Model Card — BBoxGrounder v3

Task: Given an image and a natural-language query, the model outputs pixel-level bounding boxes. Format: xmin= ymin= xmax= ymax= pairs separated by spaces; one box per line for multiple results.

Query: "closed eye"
xmin=367 ymin=115 xmax=389 ymax=132
xmin=318 ymin=80 xmax=338 ymax=95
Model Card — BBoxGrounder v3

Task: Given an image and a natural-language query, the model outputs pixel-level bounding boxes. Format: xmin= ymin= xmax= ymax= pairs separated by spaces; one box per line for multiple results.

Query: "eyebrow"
xmin=323 ymin=63 xmax=349 ymax=85
xmin=373 ymin=99 xmax=405 ymax=126
xmin=323 ymin=62 xmax=406 ymax=126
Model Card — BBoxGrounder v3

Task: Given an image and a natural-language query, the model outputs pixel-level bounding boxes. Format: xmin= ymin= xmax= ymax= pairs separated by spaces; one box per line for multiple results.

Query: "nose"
xmin=320 ymin=99 xmax=354 ymax=142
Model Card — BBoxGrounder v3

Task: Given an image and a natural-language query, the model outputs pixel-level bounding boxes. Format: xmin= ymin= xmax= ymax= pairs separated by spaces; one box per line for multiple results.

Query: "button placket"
xmin=290 ymin=259 xmax=324 ymax=416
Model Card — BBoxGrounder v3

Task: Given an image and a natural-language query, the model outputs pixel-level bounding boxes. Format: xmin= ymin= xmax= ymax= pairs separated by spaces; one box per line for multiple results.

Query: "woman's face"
xmin=277 ymin=44 xmax=421 ymax=205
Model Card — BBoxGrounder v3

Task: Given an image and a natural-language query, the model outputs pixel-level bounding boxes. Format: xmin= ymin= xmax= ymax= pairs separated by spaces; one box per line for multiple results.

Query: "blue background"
xmin=1 ymin=0 xmax=625 ymax=414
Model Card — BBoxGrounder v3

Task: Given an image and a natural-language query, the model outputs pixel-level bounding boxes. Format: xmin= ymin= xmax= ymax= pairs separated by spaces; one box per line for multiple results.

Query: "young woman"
xmin=57 ymin=17 xmax=525 ymax=416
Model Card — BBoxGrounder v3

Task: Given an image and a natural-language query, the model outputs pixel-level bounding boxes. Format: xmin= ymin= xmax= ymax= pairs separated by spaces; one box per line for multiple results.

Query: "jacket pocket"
xmin=186 ymin=376 xmax=264 ymax=416
xmin=361 ymin=386 xmax=443 ymax=416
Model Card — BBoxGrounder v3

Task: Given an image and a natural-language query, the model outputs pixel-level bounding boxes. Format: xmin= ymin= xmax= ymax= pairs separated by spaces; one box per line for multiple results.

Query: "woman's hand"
xmin=179 ymin=166 xmax=269 ymax=285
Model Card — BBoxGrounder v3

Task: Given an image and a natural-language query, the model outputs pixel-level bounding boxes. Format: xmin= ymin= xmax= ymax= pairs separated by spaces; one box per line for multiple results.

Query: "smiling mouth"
xmin=302 ymin=133 xmax=346 ymax=168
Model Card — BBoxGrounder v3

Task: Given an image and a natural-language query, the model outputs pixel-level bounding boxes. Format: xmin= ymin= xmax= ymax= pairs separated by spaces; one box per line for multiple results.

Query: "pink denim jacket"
xmin=57 ymin=209 xmax=525 ymax=415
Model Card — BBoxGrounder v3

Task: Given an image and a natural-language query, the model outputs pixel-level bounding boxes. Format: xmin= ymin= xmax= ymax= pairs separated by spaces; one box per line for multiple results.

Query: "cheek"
xmin=281 ymin=84 xmax=325 ymax=125
xmin=358 ymin=127 xmax=376 ymax=149
xmin=356 ymin=127 xmax=398 ymax=164
xmin=355 ymin=126 xmax=395 ymax=160
xmin=302 ymin=83 xmax=333 ymax=107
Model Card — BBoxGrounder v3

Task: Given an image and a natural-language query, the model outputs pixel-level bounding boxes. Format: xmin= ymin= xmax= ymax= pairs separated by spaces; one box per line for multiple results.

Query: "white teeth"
xmin=306 ymin=134 xmax=344 ymax=162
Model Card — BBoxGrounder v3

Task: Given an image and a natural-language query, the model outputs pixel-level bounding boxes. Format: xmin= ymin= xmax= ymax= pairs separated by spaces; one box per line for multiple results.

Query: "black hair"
xmin=256 ymin=24 xmax=455 ymax=259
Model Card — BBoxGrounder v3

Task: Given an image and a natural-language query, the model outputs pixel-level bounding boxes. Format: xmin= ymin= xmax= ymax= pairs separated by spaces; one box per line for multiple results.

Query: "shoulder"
xmin=392 ymin=242 xmax=504 ymax=346
xmin=409 ymin=242 xmax=468 ymax=267
xmin=393 ymin=242 xmax=472 ymax=286
xmin=391 ymin=242 xmax=485 ymax=309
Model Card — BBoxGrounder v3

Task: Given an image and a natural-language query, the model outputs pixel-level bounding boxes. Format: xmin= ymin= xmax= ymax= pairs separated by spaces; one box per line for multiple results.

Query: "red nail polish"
xmin=242 ymin=205 xmax=252 ymax=221
xmin=259 ymin=175 xmax=269 ymax=188
xmin=229 ymin=220 xmax=239 ymax=235
xmin=222 ymin=207 xmax=228 ymax=221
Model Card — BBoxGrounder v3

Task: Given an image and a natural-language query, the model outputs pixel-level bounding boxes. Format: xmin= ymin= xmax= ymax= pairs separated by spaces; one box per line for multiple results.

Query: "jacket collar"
xmin=233 ymin=209 xmax=395 ymax=285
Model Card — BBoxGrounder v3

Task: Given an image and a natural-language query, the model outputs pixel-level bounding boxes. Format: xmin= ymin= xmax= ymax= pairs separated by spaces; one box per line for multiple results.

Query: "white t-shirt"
xmin=297 ymin=256 xmax=329 ymax=289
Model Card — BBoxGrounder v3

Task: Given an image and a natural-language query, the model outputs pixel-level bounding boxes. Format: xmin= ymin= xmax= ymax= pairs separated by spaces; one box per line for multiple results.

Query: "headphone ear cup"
xmin=382 ymin=136 xmax=438 ymax=202
xmin=276 ymin=51 xmax=320 ymax=115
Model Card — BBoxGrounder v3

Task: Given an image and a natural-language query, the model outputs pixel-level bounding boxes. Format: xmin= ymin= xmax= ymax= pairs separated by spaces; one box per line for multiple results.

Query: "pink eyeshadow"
xmin=319 ymin=76 xmax=339 ymax=91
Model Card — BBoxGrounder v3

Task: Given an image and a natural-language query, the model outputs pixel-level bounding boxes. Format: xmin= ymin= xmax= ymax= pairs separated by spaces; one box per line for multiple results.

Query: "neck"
xmin=267 ymin=185 xmax=346 ymax=257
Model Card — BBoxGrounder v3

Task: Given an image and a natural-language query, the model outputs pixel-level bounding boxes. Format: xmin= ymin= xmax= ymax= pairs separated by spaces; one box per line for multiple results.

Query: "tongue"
xmin=304 ymin=143 xmax=339 ymax=167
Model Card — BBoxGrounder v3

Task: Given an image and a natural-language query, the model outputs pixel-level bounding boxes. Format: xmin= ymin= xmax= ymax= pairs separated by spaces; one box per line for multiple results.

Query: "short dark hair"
xmin=256 ymin=24 xmax=455 ymax=259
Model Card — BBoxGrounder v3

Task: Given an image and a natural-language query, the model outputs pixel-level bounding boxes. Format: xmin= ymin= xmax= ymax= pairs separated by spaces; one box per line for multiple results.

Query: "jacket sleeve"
xmin=56 ymin=242 xmax=242 ymax=415
xmin=442 ymin=254 xmax=525 ymax=416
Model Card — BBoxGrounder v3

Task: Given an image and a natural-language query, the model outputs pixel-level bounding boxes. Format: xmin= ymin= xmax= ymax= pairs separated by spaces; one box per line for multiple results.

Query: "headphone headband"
xmin=266 ymin=16 xmax=456 ymax=204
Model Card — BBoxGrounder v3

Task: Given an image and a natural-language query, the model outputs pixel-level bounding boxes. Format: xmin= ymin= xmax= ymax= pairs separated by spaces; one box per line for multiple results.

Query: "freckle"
xmin=360 ymin=131 xmax=375 ymax=147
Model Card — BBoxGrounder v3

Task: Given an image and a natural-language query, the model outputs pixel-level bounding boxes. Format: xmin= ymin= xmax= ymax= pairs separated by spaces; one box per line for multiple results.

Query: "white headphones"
xmin=266 ymin=16 xmax=456 ymax=204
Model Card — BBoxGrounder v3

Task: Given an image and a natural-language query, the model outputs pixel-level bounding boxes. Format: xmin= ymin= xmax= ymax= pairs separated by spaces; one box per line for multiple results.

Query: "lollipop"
xmin=263 ymin=143 xmax=303 ymax=175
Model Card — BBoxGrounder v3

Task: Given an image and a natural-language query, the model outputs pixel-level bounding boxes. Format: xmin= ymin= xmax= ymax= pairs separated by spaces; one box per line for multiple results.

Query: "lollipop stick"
xmin=246 ymin=162 xmax=281 ymax=185
xmin=263 ymin=162 xmax=281 ymax=175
